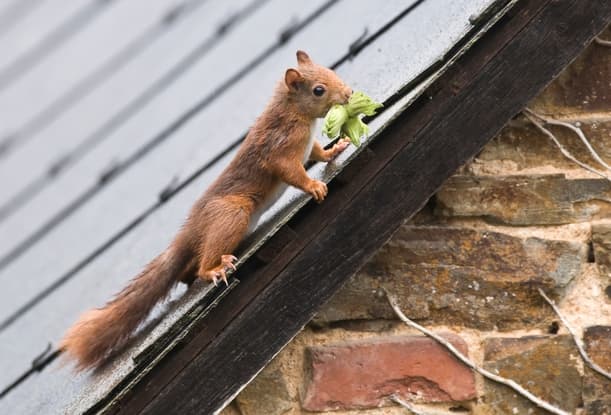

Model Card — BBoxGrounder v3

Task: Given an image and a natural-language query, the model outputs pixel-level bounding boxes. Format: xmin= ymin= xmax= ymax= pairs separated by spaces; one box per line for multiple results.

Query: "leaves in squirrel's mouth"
xmin=322 ymin=91 xmax=382 ymax=146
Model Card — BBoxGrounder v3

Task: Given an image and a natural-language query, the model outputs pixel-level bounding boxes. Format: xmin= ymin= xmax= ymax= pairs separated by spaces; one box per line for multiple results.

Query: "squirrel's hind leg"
xmin=196 ymin=196 xmax=251 ymax=286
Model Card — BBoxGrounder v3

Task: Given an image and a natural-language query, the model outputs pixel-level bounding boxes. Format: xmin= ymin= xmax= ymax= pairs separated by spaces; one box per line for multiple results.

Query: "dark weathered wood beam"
xmin=108 ymin=1 xmax=611 ymax=413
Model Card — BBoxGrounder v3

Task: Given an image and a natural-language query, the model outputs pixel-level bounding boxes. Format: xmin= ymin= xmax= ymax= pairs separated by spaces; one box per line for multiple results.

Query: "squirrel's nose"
xmin=343 ymin=88 xmax=352 ymax=103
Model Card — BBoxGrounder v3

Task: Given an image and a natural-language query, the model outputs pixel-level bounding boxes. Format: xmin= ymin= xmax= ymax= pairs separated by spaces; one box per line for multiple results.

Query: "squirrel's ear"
xmin=285 ymin=68 xmax=303 ymax=91
xmin=296 ymin=50 xmax=312 ymax=65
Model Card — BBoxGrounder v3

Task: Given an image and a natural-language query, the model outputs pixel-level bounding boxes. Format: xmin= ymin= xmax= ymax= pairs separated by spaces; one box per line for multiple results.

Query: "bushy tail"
xmin=60 ymin=240 xmax=192 ymax=370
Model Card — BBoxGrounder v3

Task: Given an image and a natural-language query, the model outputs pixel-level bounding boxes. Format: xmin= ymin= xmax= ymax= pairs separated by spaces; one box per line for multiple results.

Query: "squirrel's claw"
xmin=202 ymin=255 xmax=238 ymax=286
xmin=307 ymin=180 xmax=328 ymax=202
xmin=324 ymin=138 xmax=350 ymax=162
xmin=210 ymin=270 xmax=227 ymax=287
xmin=221 ymin=254 xmax=238 ymax=272
xmin=218 ymin=268 xmax=227 ymax=286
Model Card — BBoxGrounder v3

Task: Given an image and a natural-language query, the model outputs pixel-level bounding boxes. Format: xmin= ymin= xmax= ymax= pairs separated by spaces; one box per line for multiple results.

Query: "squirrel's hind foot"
xmin=199 ymin=255 xmax=238 ymax=286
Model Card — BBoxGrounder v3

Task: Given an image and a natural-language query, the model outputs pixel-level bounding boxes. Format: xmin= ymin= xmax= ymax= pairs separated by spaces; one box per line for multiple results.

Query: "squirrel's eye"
xmin=313 ymin=86 xmax=326 ymax=97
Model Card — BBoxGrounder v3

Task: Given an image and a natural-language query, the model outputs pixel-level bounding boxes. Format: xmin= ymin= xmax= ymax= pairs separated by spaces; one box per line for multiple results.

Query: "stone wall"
xmin=224 ymin=29 xmax=611 ymax=415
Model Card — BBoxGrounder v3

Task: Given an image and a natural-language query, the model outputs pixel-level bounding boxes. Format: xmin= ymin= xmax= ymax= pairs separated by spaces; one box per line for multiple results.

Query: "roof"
xmin=0 ymin=0 xmax=608 ymax=413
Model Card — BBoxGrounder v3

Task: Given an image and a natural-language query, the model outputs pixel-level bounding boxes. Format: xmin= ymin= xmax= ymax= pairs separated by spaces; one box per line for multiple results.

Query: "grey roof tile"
xmin=0 ymin=0 xmax=178 ymax=141
xmin=0 ymin=0 xmax=47 ymax=40
xmin=0 ymin=0 xmax=92 ymax=75
xmin=0 ymin=0 xmax=238 ymax=214
xmin=0 ymin=0 xmax=257 ymax=255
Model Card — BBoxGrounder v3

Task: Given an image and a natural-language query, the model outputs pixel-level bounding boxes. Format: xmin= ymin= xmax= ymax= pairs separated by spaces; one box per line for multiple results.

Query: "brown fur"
xmin=60 ymin=51 xmax=352 ymax=370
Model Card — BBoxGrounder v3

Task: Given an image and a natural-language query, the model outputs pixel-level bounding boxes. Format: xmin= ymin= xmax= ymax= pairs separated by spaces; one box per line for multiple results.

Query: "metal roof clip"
xmin=348 ymin=27 xmax=369 ymax=59
xmin=98 ymin=159 xmax=121 ymax=184
xmin=159 ymin=176 xmax=180 ymax=202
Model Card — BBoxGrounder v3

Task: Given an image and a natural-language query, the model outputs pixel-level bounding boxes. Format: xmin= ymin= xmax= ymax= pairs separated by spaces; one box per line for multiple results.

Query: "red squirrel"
xmin=60 ymin=51 xmax=353 ymax=370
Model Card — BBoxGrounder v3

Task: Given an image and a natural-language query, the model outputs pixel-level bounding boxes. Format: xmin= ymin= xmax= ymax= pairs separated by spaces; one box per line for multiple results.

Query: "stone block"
xmin=474 ymin=121 xmax=611 ymax=173
xmin=592 ymin=224 xmax=611 ymax=281
xmin=237 ymin=366 xmax=293 ymax=415
xmin=316 ymin=227 xmax=586 ymax=330
xmin=530 ymin=29 xmax=611 ymax=117
xmin=482 ymin=335 xmax=581 ymax=414
xmin=436 ymin=175 xmax=611 ymax=225
xmin=583 ymin=326 xmax=611 ymax=415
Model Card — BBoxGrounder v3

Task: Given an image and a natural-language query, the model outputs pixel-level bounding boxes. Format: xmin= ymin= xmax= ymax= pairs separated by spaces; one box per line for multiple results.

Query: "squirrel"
xmin=60 ymin=50 xmax=353 ymax=370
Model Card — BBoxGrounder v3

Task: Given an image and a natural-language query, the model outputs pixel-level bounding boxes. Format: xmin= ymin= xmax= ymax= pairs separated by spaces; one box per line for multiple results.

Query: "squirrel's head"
xmin=284 ymin=50 xmax=352 ymax=118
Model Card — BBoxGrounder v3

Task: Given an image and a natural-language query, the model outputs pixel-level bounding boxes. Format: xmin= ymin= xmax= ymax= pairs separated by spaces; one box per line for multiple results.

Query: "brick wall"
xmin=224 ymin=28 xmax=611 ymax=415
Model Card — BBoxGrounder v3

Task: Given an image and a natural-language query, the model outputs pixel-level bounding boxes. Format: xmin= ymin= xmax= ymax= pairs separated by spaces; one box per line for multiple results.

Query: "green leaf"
xmin=342 ymin=116 xmax=369 ymax=147
xmin=345 ymin=91 xmax=383 ymax=117
xmin=323 ymin=104 xmax=349 ymax=139
xmin=321 ymin=91 xmax=382 ymax=146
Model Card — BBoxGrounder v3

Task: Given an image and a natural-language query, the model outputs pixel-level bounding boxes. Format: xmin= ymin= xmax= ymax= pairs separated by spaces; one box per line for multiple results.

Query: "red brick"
xmin=301 ymin=334 xmax=475 ymax=411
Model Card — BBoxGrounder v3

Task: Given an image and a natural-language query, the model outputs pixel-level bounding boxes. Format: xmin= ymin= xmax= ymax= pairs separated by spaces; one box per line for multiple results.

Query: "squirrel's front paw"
xmin=324 ymin=138 xmax=350 ymax=161
xmin=307 ymin=180 xmax=328 ymax=202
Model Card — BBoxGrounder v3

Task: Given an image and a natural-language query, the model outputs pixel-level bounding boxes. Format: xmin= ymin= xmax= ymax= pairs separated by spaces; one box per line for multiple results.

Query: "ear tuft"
xmin=296 ymin=50 xmax=312 ymax=65
xmin=285 ymin=68 xmax=303 ymax=91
